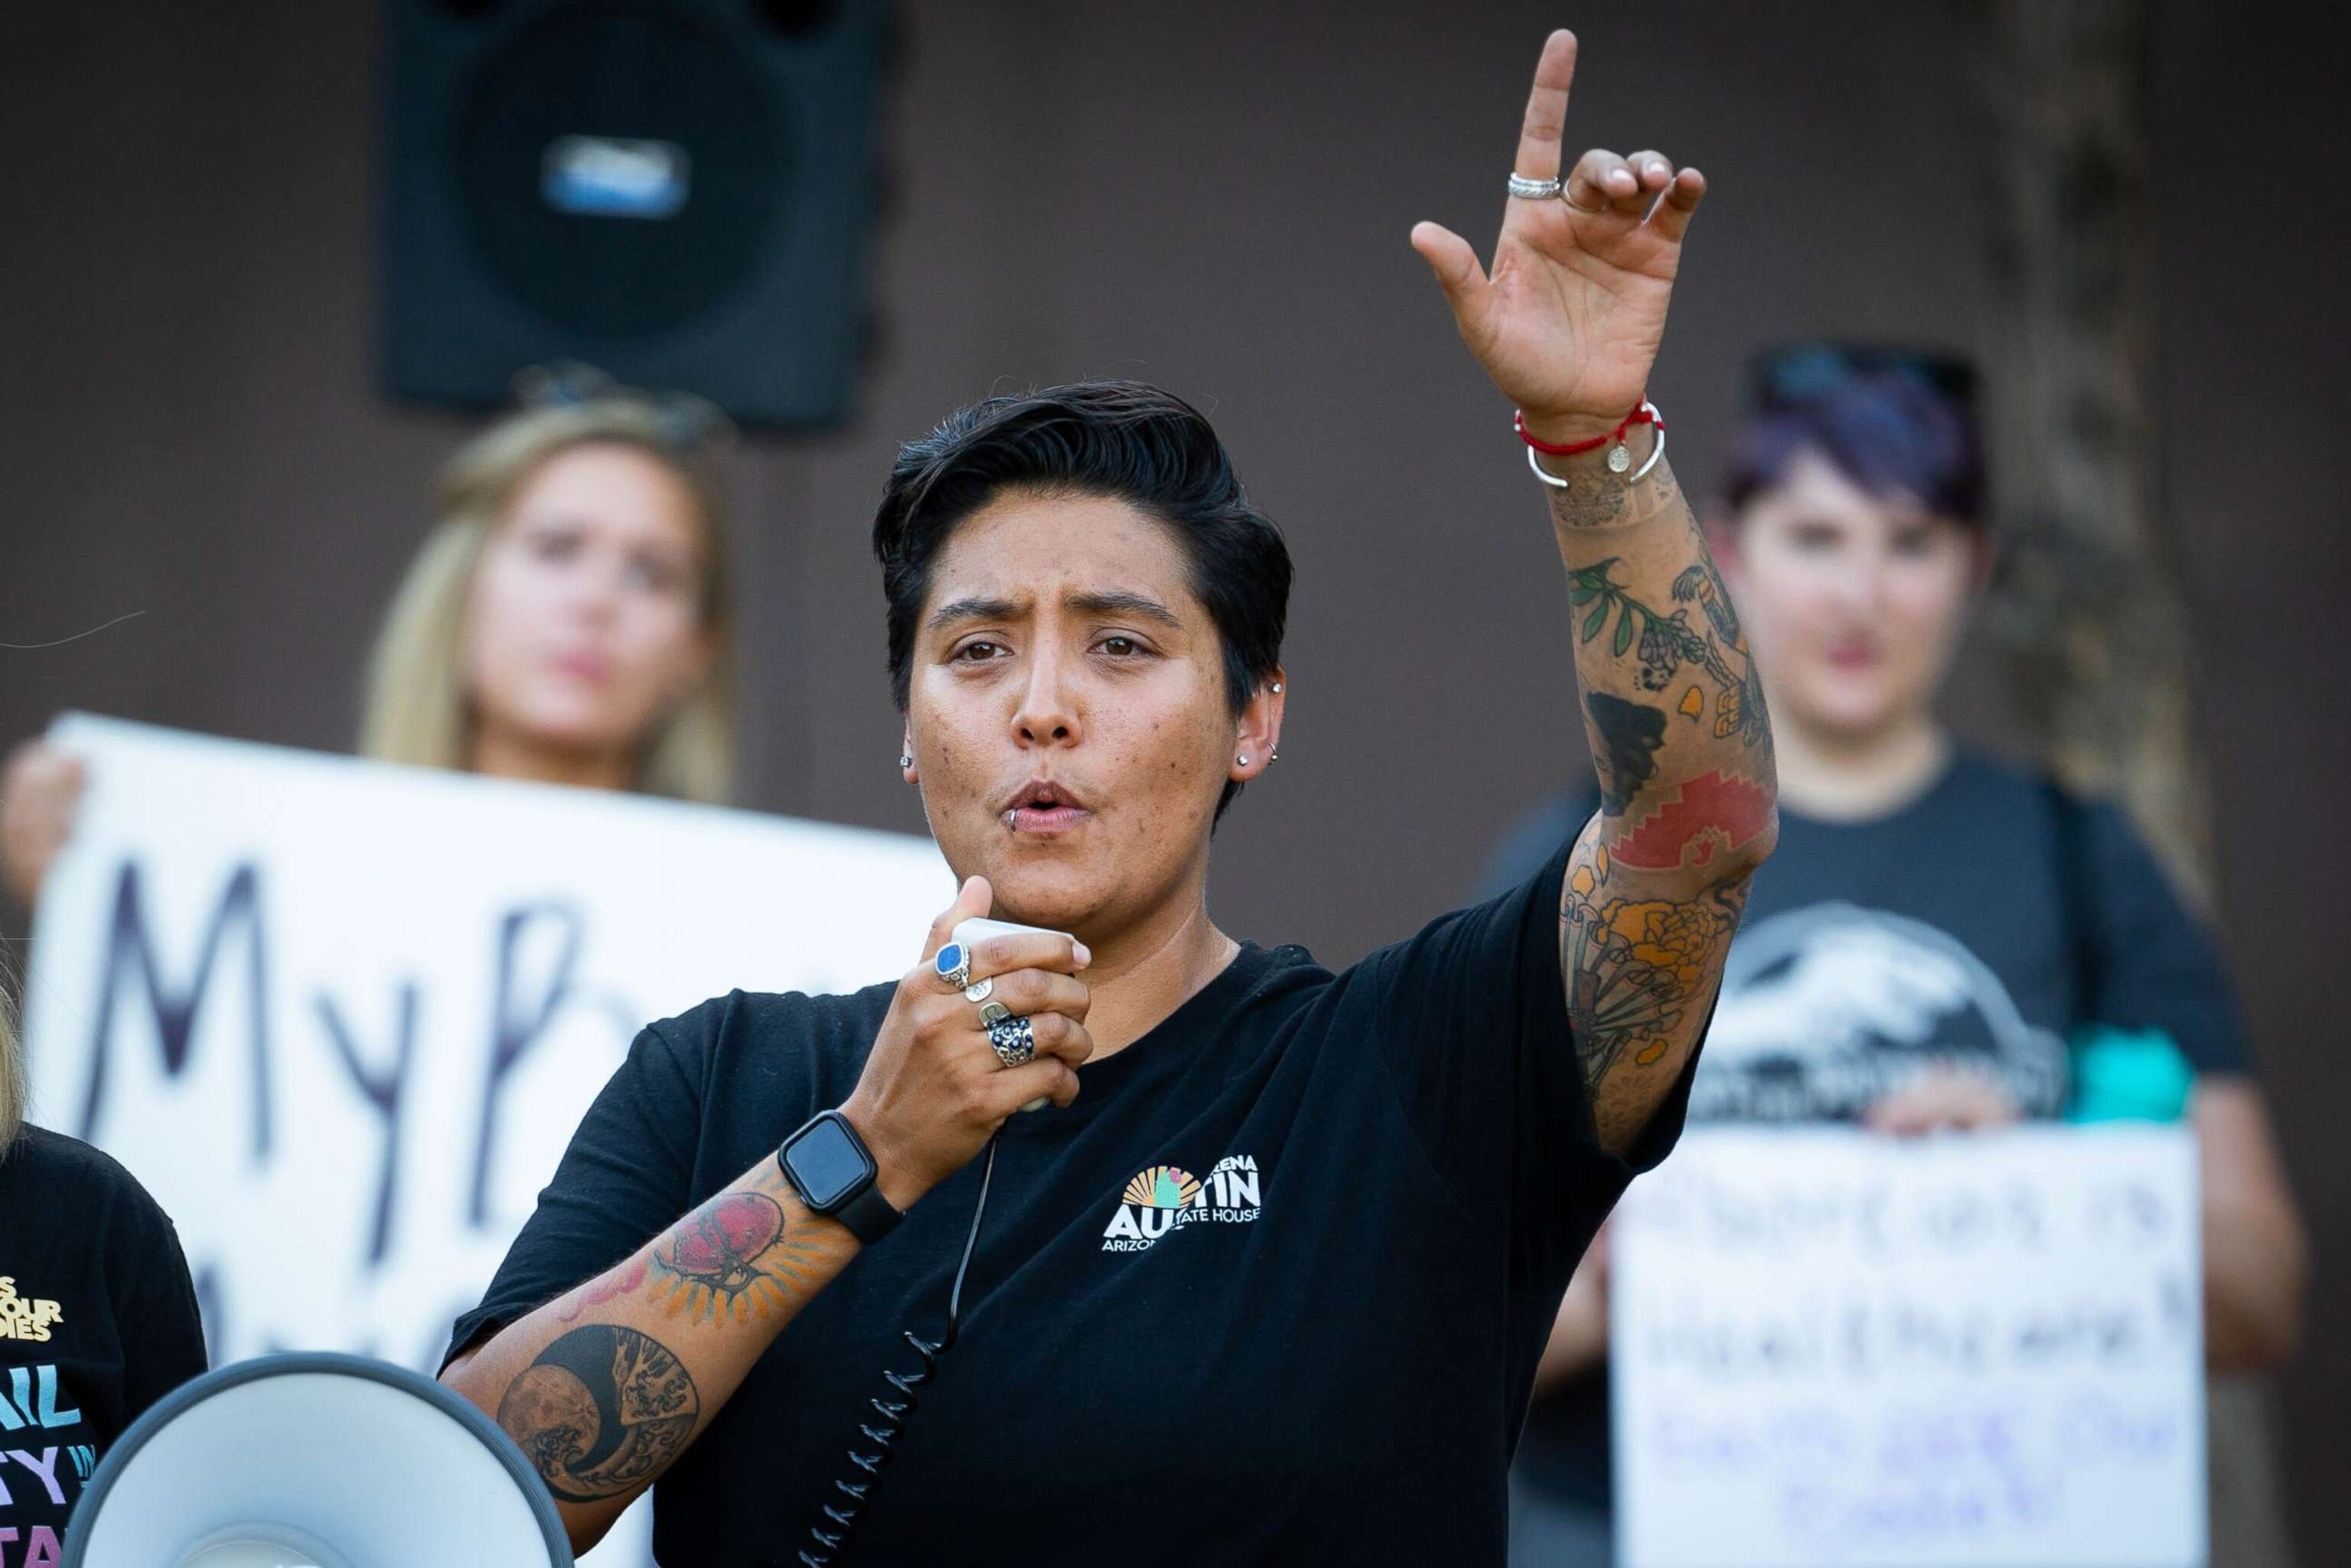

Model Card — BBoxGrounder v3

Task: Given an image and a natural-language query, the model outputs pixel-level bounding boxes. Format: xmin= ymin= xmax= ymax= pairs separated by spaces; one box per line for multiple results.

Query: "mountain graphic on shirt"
xmin=1690 ymin=901 xmax=2068 ymax=1123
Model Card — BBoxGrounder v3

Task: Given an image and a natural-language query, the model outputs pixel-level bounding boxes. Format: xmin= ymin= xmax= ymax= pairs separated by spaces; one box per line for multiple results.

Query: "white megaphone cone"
xmin=62 ymin=1352 xmax=572 ymax=1567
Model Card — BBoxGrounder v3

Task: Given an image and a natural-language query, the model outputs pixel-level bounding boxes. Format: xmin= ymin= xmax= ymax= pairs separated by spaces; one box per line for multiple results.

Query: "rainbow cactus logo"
xmin=1122 ymin=1165 xmax=1203 ymax=1210
xmin=1102 ymin=1156 xmax=1258 ymax=1252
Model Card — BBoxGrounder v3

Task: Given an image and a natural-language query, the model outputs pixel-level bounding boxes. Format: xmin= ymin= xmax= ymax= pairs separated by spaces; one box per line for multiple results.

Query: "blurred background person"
xmin=0 ymin=370 xmax=740 ymax=914
xmin=1491 ymin=347 xmax=2309 ymax=1565
xmin=0 ymin=974 xmax=208 ymax=1540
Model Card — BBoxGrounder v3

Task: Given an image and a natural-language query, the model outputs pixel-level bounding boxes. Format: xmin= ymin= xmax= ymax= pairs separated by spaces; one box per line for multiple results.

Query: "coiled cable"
xmin=798 ymin=1132 xmax=999 ymax=1565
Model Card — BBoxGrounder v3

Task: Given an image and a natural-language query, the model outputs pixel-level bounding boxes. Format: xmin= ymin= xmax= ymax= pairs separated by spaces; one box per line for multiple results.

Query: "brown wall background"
xmin=5 ymin=0 xmax=2343 ymax=1552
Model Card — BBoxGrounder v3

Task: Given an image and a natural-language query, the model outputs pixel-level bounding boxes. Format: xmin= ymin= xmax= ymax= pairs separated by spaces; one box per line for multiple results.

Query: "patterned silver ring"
xmin=934 ymin=941 xmax=973 ymax=993
xmin=987 ymin=1015 xmax=1037 ymax=1068
xmin=978 ymin=1000 xmax=1012 ymax=1028
xmin=964 ymin=976 xmax=994 ymax=1004
xmin=1507 ymin=173 xmax=1564 ymax=200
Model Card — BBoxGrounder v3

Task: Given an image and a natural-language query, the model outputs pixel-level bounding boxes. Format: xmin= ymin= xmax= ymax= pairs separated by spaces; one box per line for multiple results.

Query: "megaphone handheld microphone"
xmin=796 ymin=917 xmax=1067 ymax=1565
xmin=62 ymin=1351 xmax=571 ymax=1567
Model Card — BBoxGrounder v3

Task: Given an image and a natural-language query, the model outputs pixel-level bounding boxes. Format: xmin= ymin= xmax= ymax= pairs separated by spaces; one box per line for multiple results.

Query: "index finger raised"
xmin=1511 ymin=29 xmax=1580 ymax=182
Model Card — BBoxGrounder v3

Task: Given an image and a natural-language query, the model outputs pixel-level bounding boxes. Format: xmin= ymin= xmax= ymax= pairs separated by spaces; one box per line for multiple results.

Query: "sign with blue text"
xmin=1612 ymin=1126 xmax=2203 ymax=1568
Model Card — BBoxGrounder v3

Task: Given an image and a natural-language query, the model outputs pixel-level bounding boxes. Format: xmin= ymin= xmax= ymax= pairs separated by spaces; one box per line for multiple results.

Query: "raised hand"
xmin=1411 ymin=30 xmax=1706 ymax=443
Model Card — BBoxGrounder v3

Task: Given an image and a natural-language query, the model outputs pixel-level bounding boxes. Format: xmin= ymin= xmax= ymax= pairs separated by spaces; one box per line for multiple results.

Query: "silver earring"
xmin=1271 ymin=682 xmax=1283 ymax=693
xmin=898 ymin=751 xmax=912 ymax=770
xmin=1237 ymin=754 xmax=1250 ymax=766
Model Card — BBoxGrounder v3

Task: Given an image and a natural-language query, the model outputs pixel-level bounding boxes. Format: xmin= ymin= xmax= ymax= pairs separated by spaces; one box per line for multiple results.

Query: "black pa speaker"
xmin=377 ymin=0 xmax=888 ymax=430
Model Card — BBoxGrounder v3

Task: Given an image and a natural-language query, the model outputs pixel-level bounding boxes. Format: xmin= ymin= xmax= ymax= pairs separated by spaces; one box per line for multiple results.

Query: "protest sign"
xmin=1612 ymin=1126 xmax=2203 ymax=1568
xmin=19 ymin=716 xmax=951 ymax=1557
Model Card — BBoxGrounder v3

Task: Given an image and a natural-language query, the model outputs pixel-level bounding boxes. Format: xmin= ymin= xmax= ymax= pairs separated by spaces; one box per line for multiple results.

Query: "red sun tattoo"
xmin=1609 ymin=769 xmax=1772 ymax=870
xmin=649 ymin=1191 xmax=820 ymax=1323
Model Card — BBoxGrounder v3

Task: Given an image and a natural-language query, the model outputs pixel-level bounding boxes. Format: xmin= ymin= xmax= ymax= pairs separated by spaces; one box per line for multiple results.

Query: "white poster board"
xmin=21 ymin=715 xmax=951 ymax=1561
xmin=1612 ymin=1126 xmax=2204 ymax=1568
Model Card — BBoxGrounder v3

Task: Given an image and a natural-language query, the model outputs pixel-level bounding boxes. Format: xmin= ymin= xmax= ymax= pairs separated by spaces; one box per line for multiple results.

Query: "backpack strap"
xmin=2040 ymin=773 xmax=2101 ymax=1023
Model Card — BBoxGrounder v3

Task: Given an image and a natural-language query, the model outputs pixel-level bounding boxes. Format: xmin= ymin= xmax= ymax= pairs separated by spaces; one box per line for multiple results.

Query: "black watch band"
xmin=776 ymin=1110 xmax=902 ymax=1247
xmin=830 ymin=1178 xmax=903 ymax=1247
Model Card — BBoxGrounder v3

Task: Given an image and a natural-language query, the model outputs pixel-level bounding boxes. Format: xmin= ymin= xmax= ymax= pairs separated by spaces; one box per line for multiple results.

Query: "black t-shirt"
xmin=0 ymin=1123 xmax=209 ymax=1547
xmin=1487 ymin=751 xmax=2253 ymax=1516
xmin=451 ymin=844 xmax=1695 ymax=1565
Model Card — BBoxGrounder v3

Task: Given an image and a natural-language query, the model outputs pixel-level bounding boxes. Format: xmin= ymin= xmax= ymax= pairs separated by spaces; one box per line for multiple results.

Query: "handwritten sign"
xmin=21 ymin=716 xmax=950 ymax=1561
xmin=1612 ymin=1126 xmax=2203 ymax=1568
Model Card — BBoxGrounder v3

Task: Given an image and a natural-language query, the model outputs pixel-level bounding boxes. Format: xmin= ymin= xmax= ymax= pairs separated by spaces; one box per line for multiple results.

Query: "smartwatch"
xmin=777 ymin=1110 xmax=902 ymax=1245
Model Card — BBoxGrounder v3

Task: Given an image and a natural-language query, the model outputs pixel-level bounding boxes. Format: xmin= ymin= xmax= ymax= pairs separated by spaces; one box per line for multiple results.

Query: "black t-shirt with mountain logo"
xmin=0 ymin=1123 xmax=209 ymax=1551
xmin=450 ymin=842 xmax=1696 ymax=1564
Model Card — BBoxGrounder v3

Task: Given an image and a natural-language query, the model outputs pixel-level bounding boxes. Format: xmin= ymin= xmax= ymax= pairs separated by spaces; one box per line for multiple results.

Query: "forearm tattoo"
xmin=1564 ymin=863 xmax=1746 ymax=1093
xmin=649 ymin=1191 xmax=825 ymax=1323
xmin=1545 ymin=464 xmax=1632 ymax=529
xmin=497 ymin=1324 xmax=699 ymax=1503
xmin=1567 ymin=553 xmax=1769 ymax=769
xmin=1544 ymin=446 xmax=1681 ymax=532
xmin=1554 ymin=465 xmax=1775 ymax=1147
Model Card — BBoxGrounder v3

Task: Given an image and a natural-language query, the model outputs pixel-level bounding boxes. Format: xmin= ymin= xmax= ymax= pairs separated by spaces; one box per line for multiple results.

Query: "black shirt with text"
xmin=0 ymin=1123 xmax=209 ymax=1553
xmin=451 ymin=844 xmax=1694 ymax=1565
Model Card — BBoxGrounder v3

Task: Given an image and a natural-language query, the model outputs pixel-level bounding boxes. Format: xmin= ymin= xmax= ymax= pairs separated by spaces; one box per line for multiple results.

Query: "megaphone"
xmin=63 ymin=1351 xmax=572 ymax=1567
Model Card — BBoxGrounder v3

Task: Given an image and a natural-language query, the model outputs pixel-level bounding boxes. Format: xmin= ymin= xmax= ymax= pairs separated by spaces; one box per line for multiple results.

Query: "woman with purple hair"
xmin=1489 ymin=347 xmax=2308 ymax=1563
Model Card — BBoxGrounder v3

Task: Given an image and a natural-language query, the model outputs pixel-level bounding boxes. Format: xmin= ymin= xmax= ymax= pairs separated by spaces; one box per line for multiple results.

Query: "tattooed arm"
xmin=1544 ymin=438 xmax=1772 ymax=1151
xmin=1415 ymin=31 xmax=1775 ymax=1156
xmin=442 ymin=879 xmax=1094 ymax=1550
xmin=441 ymin=1160 xmax=859 ymax=1549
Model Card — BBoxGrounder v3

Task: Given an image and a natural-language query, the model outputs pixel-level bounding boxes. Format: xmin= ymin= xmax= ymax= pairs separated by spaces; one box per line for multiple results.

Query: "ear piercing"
xmin=1271 ymin=682 xmax=1283 ymax=693
xmin=1237 ymin=755 xmax=1250 ymax=766
xmin=898 ymin=751 xmax=912 ymax=770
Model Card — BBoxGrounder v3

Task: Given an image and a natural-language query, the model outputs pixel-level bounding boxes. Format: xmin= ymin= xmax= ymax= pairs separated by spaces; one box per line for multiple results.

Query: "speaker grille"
xmin=454 ymin=2 xmax=788 ymax=339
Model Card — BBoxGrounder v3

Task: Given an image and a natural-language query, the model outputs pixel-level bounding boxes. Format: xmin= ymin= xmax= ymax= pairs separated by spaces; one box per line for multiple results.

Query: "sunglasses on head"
xmin=1749 ymin=342 xmax=1978 ymax=414
xmin=511 ymin=360 xmax=735 ymax=454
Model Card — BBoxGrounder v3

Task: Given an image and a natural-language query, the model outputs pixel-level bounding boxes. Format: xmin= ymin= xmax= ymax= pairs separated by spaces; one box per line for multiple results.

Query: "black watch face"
xmin=788 ymin=1118 xmax=872 ymax=1209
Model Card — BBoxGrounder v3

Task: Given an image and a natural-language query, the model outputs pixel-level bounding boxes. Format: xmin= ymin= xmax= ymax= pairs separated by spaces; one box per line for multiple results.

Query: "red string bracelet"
xmin=1514 ymin=403 xmax=1663 ymax=455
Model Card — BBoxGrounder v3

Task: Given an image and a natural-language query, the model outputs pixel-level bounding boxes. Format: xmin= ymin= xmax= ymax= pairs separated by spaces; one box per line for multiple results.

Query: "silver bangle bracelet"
xmin=1523 ymin=403 xmax=1666 ymax=488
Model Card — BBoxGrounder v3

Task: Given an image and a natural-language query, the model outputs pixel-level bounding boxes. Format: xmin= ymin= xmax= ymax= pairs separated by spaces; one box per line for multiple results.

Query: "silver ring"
xmin=967 ymin=976 xmax=1009 ymax=1026
xmin=988 ymin=1016 xmax=1037 ymax=1068
xmin=934 ymin=941 xmax=972 ymax=992
xmin=1508 ymin=173 xmax=1563 ymax=200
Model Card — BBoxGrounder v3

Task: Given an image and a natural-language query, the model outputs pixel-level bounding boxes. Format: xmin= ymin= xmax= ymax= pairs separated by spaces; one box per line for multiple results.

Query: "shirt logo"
xmin=1101 ymin=1155 xmax=1261 ymax=1253
xmin=0 ymin=1277 xmax=64 ymax=1343
xmin=1691 ymin=901 xmax=2068 ymax=1123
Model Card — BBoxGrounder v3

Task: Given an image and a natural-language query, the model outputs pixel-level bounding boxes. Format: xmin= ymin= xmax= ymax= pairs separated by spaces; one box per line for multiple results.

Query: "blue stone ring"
xmin=934 ymin=941 xmax=973 ymax=993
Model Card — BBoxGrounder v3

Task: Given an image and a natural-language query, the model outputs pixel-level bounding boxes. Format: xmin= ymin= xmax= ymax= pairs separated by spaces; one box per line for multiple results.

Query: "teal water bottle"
xmin=2066 ymin=1024 xmax=2195 ymax=1123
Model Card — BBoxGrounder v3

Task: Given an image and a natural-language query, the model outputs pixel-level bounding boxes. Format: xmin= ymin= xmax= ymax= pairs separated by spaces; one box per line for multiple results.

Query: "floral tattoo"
xmin=1561 ymin=849 xmax=1743 ymax=1096
xmin=1565 ymin=556 xmax=1766 ymax=748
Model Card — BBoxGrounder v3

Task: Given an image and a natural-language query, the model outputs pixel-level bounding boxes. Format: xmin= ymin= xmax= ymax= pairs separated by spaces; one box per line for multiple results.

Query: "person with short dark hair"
xmin=1495 ymin=345 xmax=2306 ymax=1564
xmin=442 ymin=34 xmax=1774 ymax=1563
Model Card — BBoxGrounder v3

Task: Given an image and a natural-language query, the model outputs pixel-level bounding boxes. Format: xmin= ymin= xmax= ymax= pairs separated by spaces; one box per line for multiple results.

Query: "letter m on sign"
xmin=79 ymin=860 xmax=272 ymax=1161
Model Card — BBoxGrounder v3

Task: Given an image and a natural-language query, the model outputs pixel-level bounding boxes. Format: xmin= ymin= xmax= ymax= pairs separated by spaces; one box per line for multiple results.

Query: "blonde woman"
xmin=0 ymin=976 xmax=208 ymax=1540
xmin=0 ymin=371 xmax=741 ymax=909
